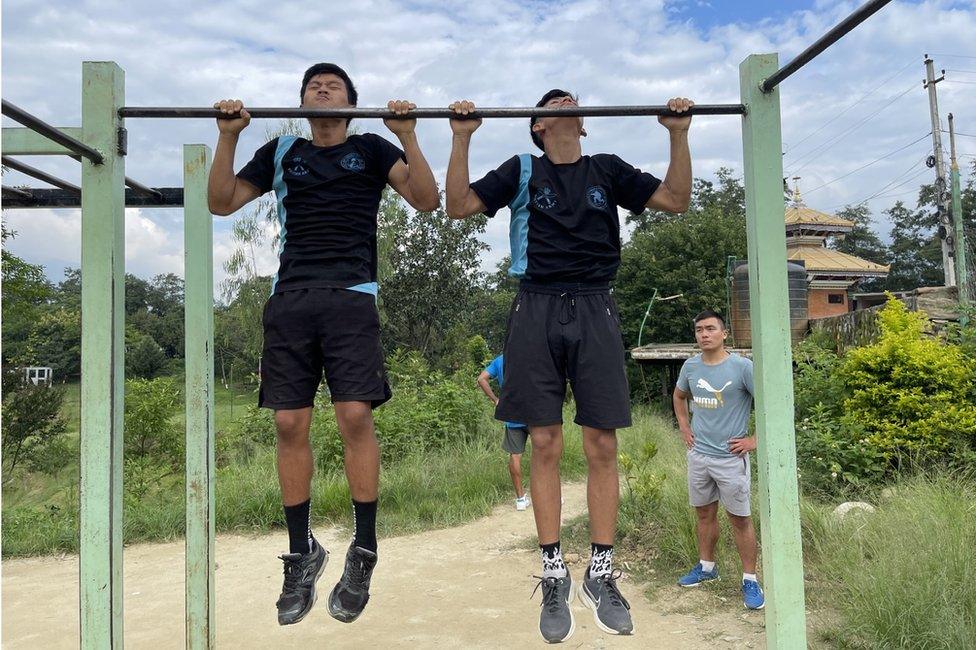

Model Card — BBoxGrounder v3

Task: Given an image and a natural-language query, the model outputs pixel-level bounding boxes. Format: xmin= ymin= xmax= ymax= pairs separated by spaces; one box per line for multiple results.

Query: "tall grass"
xmin=2 ymin=404 xmax=588 ymax=557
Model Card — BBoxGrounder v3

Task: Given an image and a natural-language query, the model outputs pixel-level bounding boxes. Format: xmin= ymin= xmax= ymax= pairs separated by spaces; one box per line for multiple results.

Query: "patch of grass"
xmin=807 ymin=475 xmax=976 ymax=648
xmin=1 ymin=404 xmax=589 ymax=557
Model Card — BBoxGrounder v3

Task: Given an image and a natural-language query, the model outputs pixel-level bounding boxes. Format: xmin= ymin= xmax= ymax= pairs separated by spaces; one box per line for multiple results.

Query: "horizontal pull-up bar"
xmin=1 ymin=100 xmax=104 ymax=164
xmin=1 ymin=186 xmax=184 ymax=209
xmin=119 ymin=104 xmax=746 ymax=119
xmin=2 ymin=155 xmax=81 ymax=193
xmin=760 ymin=0 xmax=892 ymax=93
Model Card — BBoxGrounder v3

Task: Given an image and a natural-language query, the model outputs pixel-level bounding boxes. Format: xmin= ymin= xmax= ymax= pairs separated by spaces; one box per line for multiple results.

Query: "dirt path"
xmin=3 ymin=483 xmax=765 ymax=648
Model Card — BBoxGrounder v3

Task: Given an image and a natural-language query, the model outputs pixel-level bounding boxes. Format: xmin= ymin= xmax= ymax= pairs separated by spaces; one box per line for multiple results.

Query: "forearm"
xmin=673 ymin=395 xmax=692 ymax=431
xmin=661 ymin=130 xmax=692 ymax=211
xmin=477 ymin=378 xmax=498 ymax=402
xmin=208 ymin=133 xmax=240 ymax=214
xmin=446 ymin=134 xmax=473 ymax=217
xmin=396 ymin=132 xmax=439 ymax=209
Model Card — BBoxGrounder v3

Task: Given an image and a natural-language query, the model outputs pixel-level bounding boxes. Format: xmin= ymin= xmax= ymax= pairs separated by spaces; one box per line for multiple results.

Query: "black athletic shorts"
xmin=258 ymin=288 xmax=392 ymax=410
xmin=494 ymin=281 xmax=631 ymax=430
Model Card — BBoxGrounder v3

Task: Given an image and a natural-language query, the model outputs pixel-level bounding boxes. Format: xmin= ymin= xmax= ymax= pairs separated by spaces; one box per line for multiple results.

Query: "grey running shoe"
xmin=532 ymin=573 xmax=576 ymax=643
xmin=328 ymin=545 xmax=378 ymax=623
xmin=276 ymin=540 xmax=328 ymax=625
xmin=579 ymin=568 xmax=634 ymax=635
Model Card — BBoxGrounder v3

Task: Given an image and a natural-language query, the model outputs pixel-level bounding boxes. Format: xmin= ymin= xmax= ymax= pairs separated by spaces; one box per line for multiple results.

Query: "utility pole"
xmin=948 ymin=113 xmax=970 ymax=308
xmin=924 ymin=54 xmax=955 ymax=286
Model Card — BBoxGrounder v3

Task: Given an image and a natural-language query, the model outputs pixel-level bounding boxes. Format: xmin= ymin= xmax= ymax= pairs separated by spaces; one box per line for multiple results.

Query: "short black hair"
xmin=530 ymin=89 xmax=576 ymax=151
xmin=693 ymin=309 xmax=726 ymax=328
xmin=300 ymin=63 xmax=358 ymax=125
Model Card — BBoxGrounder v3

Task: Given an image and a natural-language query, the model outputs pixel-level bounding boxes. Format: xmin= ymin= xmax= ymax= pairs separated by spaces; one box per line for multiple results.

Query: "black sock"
xmin=284 ymin=499 xmax=313 ymax=554
xmin=353 ymin=499 xmax=378 ymax=553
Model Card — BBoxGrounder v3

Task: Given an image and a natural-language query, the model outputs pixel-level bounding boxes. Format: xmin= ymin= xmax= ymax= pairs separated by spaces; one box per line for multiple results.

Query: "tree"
xmin=831 ymin=204 xmax=890 ymax=293
xmin=378 ymin=192 xmax=489 ymax=363
xmin=1 ymin=368 xmax=68 ymax=480
xmin=1 ymin=225 xmax=54 ymax=365
xmin=615 ymin=168 xmax=748 ymax=348
xmin=884 ymin=200 xmax=943 ymax=291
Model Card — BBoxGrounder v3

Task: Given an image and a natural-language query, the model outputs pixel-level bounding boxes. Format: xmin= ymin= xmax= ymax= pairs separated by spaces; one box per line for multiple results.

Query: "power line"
xmin=804 ymin=131 xmax=932 ymax=195
xmin=785 ymin=81 xmax=919 ymax=175
xmin=946 ymin=69 xmax=976 ymax=74
xmin=832 ymin=155 xmax=930 ymax=208
xmin=931 ymin=53 xmax=976 ymax=60
xmin=783 ymin=58 xmax=916 ymax=156
xmin=943 ymin=80 xmax=976 ymax=85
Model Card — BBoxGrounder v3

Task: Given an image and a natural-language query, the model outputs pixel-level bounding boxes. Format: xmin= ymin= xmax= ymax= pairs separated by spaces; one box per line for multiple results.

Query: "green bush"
xmin=1 ymin=369 xmax=69 ymax=478
xmin=839 ymin=299 xmax=976 ymax=465
xmin=795 ymin=404 xmax=886 ymax=496
xmin=124 ymin=377 xmax=183 ymax=469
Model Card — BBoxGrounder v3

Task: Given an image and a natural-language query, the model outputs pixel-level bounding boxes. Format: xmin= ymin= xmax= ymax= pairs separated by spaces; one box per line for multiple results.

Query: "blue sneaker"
xmin=677 ymin=563 xmax=719 ymax=587
xmin=742 ymin=579 xmax=765 ymax=609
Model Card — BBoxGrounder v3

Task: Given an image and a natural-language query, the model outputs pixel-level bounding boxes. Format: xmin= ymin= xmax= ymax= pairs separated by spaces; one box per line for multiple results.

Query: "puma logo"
xmin=695 ymin=378 xmax=733 ymax=406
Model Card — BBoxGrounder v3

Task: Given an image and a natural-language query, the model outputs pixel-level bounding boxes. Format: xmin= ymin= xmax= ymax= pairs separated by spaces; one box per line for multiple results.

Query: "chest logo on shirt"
xmin=340 ymin=152 xmax=366 ymax=173
xmin=284 ymin=156 xmax=309 ymax=176
xmin=694 ymin=378 xmax=732 ymax=408
xmin=533 ymin=186 xmax=559 ymax=210
xmin=586 ymin=186 xmax=609 ymax=210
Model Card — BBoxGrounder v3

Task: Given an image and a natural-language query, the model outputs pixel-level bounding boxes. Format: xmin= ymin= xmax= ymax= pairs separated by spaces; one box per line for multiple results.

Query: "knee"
xmin=696 ymin=507 xmax=718 ymax=523
xmin=275 ymin=411 xmax=309 ymax=445
xmin=335 ymin=402 xmax=374 ymax=443
xmin=530 ymin=429 xmax=562 ymax=461
xmin=584 ymin=430 xmax=618 ymax=465
xmin=728 ymin=514 xmax=753 ymax=531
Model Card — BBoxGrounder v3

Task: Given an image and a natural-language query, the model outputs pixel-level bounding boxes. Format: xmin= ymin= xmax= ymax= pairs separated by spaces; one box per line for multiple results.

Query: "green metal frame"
xmin=740 ymin=54 xmax=808 ymax=648
xmin=183 ymin=144 xmax=216 ymax=649
xmin=9 ymin=56 xmax=812 ymax=647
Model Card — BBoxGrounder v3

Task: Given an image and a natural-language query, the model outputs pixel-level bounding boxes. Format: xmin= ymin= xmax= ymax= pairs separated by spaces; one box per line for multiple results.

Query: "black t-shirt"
xmin=237 ymin=133 xmax=404 ymax=293
xmin=470 ymin=153 xmax=661 ymax=283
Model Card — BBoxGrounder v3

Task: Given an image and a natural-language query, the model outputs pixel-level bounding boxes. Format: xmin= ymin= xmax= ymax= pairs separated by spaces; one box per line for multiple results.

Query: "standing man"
xmin=446 ymin=91 xmax=693 ymax=642
xmin=478 ymin=353 xmax=531 ymax=510
xmin=208 ymin=63 xmax=439 ymax=626
xmin=672 ymin=310 xmax=765 ymax=610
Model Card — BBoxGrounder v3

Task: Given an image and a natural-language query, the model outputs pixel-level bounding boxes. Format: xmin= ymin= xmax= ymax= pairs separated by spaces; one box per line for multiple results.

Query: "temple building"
xmin=784 ymin=185 xmax=889 ymax=319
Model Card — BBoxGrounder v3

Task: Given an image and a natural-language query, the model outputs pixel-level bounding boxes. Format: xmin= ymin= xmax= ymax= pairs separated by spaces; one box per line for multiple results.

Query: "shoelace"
xmin=598 ymin=569 xmax=630 ymax=609
xmin=743 ymin=581 xmax=761 ymax=598
xmin=279 ymin=556 xmax=305 ymax=592
xmin=531 ymin=575 xmax=566 ymax=613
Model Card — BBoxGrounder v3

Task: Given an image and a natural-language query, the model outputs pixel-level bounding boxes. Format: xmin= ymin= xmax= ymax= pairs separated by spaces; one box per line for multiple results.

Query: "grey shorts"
xmin=687 ymin=450 xmax=751 ymax=517
xmin=503 ymin=426 xmax=529 ymax=455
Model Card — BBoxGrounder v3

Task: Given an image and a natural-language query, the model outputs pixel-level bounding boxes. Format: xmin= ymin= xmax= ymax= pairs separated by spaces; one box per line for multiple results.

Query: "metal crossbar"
xmin=2 ymin=99 xmax=104 ymax=163
xmin=760 ymin=0 xmax=893 ymax=92
xmin=119 ymin=104 xmax=746 ymax=119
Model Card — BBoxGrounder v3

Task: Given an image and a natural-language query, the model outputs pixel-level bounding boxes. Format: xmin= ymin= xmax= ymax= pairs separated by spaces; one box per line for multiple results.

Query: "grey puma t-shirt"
xmin=676 ymin=353 xmax=754 ymax=458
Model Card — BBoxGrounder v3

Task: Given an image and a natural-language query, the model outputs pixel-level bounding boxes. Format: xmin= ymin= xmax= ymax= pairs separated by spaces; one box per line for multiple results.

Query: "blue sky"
xmin=3 ymin=0 xmax=975 ymax=288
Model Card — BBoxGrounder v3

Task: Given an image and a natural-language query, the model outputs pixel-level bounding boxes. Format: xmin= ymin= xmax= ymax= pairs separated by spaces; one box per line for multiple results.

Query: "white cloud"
xmin=3 ymin=0 xmax=976 ymax=285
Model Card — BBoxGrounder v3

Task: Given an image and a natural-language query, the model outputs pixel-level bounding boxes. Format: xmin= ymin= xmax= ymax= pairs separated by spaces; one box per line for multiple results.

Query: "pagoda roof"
xmin=786 ymin=245 xmax=889 ymax=277
xmin=784 ymin=205 xmax=855 ymax=230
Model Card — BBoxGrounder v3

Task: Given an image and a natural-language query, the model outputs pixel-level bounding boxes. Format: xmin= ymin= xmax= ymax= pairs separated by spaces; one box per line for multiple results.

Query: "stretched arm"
xmin=646 ymin=97 xmax=693 ymax=214
xmin=477 ymin=371 xmax=499 ymax=405
xmin=208 ymin=99 xmax=262 ymax=216
xmin=445 ymin=100 xmax=487 ymax=219
xmin=385 ymin=100 xmax=440 ymax=212
xmin=672 ymin=387 xmax=695 ymax=449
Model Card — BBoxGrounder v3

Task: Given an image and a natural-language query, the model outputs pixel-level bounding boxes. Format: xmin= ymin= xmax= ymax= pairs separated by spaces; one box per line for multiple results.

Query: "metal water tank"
xmin=730 ymin=260 xmax=808 ymax=347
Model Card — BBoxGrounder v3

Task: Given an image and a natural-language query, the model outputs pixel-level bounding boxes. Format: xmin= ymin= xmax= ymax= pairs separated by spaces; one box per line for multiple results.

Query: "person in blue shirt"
xmin=478 ymin=354 xmax=532 ymax=511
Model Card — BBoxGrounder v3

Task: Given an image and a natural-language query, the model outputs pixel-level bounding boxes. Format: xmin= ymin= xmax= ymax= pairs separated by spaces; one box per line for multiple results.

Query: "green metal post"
xmin=79 ymin=61 xmax=126 ymax=648
xmin=183 ymin=144 xmax=216 ymax=649
xmin=739 ymin=53 xmax=808 ymax=648
xmin=949 ymin=114 xmax=970 ymax=307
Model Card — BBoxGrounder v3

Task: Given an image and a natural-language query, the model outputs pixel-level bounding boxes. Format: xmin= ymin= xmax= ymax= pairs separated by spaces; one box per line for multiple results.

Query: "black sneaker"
xmin=328 ymin=545 xmax=378 ymax=623
xmin=579 ymin=568 xmax=634 ymax=635
xmin=532 ymin=572 xmax=575 ymax=643
xmin=276 ymin=540 xmax=328 ymax=625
